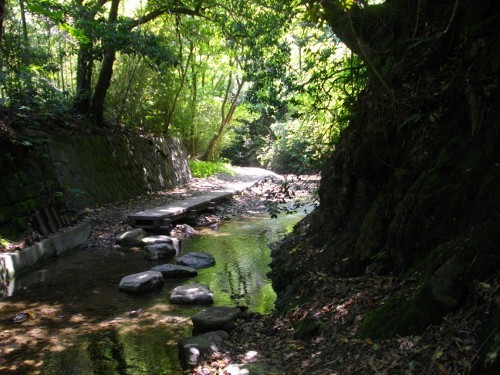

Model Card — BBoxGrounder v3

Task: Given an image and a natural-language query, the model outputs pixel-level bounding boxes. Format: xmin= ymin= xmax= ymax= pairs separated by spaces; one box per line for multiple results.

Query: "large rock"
xmin=170 ymin=283 xmax=213 ymax=305
xmin=176 ymin=252 xmax=215 ymax=269
xmin=118 ymin=271 xmax=163 ymax=293
xmin=150 ymin=264 xmax=198 ymax=278
xmin=191 ymin=306 xmax=242 ymax=332
xmin=116 ymin=228 xmax=147 ymax=247
xmin=140 ymin=235 xmax=180 ymax=253
xmin=143 ymin=243 xmax=177 ymax=261
xmin=178 ymin=330 xmax=228 ymax=369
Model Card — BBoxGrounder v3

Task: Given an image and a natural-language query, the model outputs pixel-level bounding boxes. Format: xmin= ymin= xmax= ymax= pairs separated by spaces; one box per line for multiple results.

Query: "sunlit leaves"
xmin=59 ymin=23 xmax=91 ymax=44
xmin=340 ymin=0 xmax=356 ymax=11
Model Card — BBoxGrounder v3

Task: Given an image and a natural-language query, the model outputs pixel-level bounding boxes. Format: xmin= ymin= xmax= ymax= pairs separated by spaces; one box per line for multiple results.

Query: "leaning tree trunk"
xmin=201 ymin=73 xmax=244 ymax=161
xmin=90 ymin=48 xmax=116 ymax=124
xmin=89 ymin=0 xmax=120 ymax=124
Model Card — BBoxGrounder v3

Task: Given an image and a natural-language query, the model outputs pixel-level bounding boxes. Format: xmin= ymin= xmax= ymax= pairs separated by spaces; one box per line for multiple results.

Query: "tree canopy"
xmin=0 ymin=0 xmax=365 ymax=170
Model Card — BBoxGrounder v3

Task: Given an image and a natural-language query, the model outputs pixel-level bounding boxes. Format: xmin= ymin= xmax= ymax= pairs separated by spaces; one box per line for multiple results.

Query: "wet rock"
xmin=178 ymin=330 xmax=228 ymax=369
xmin=170 ymin=224 xmax=196 ymax=238
xmin=176 ymin=251 xmax=215 ymax=269
xmin=170 ymin=283 xmax=213 ymax=305
xmin=191 ymin=306 xmax=242 ymax=332
xmin=118 ymin=271 xmax=163 ymax=293
xmin=116 ymin=228 xmax=147 ymax=247
xmin=140 ymin=235 xmax=180 ymax=253
xmin=182 ymin=224 xmax=196 ymax=237
xmin=143 ymin=242 xmax=177 ymax=261
xmin=151 ymin=263 xmax=198 ymax=278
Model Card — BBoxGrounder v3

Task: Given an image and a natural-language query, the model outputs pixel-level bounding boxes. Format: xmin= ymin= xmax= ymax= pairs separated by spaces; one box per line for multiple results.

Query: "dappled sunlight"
xmin=0 ymin=178 xmax=310 ymax=373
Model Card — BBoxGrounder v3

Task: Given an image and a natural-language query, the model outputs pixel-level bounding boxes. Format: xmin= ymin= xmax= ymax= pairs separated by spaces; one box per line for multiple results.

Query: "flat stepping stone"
xmin=141 ymin=235 xmax=180 ymax=252
xmin=116 ymin=228 xmax=147 ymax=247
xmin=143 ymin=243 xmax=177 ymax=261
xmin=178 ymin=330 xmax=228 ymax=369
xmin=151 ymin=264 xmax=198 ymax=278
xmin=119 ymin=271 xmax=163 ymax=294
xmin=170 ymin=284 xmax=213 ymax=305
xmin=191 ymin=306 xmax=242 ymax=332
xmin=176 ymin=252 xmax=215 ymax=269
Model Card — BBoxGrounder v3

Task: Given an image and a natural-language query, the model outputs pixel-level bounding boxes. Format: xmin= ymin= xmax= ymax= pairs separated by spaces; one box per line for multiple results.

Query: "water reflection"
xmin=0 ymin=208 xmax=308 ymax=374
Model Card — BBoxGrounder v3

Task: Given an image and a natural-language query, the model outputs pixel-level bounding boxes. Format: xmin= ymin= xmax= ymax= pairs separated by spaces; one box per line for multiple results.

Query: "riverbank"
xmin=187 ymin=176 xmax=495 ymax=375
xmin=1 ymin=169 xmax=493 ymax=374
xmin=82 ymin=168 xmax=317 ymax=251
xmin=0 ymin=168 xmax=318 ymax=374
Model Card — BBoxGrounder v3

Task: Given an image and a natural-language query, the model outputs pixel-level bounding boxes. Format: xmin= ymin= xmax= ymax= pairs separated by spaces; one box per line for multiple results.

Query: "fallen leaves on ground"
xmin=192 ymin=271 xmax=499 ymax=374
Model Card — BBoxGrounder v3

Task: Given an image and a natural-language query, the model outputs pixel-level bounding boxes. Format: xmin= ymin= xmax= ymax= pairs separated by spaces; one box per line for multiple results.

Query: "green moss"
xmin=293 ymin=317 xmax=323 ymax=339
xmin=359 ymin=282 xmax=446 ymax=339
xmin=13 ymin=216 xmax=29 ymax=232
xmin=14 ymin=199 xmax=37 ymax=214
xmin=361 ymin=244 xmax=460 ymax=339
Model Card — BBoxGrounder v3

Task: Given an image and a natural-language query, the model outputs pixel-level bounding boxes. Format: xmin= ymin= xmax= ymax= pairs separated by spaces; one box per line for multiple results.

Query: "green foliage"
xmin=1 ymin=0 xmax=361 ymax=171
xmin=188 ymin=159 xmax=234 ymax=178
xmin=0 ymin=236 xmax=12 ymax=248
xmin=223 ymin=13 xmax=365 ymax=173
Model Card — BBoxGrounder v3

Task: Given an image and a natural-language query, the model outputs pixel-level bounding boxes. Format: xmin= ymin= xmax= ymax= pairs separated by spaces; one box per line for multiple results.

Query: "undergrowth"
xmin=189 ymin=159 xmax=234 ymax=178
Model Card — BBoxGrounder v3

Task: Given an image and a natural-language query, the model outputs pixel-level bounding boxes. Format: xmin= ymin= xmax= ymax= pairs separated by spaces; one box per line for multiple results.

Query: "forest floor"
xmin=3 ymin=170 xmax=496 ymax=374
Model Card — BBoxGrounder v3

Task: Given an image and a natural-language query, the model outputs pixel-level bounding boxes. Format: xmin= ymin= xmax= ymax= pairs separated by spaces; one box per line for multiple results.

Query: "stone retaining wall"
xmin=0 ymin=134 xmax=191 ymax=240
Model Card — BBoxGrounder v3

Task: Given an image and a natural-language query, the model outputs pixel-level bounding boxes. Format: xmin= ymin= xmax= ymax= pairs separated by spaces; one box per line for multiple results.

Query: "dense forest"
xmin=1 ymin=0 xmax=499 ymax=373
xmin=0 ymin=0 xmax=362 ymax=173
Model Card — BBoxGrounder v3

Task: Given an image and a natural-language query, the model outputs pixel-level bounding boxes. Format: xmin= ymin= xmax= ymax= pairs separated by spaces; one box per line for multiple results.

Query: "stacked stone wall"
xmin=0 ymin=135 xmax=191 ymax=240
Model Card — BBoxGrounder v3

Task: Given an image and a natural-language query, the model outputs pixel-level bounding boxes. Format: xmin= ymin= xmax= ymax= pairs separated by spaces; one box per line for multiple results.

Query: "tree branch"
xmin=128 ymin=3 xmax=203 ymax=29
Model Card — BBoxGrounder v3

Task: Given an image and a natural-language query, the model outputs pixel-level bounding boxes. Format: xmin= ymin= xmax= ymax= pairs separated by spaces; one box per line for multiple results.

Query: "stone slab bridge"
xmin=128 ymin=167 xmax=282 ymax=230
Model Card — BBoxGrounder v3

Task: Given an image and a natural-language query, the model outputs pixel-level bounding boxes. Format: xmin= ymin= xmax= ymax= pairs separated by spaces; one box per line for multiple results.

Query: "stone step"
xmin=128 ymin=190 xmax=234 ymax=229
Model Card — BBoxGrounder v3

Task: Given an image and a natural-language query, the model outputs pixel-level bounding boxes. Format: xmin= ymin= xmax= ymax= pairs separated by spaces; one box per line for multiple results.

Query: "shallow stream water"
xmin=0 ymin=209 xmax=308 ymax=374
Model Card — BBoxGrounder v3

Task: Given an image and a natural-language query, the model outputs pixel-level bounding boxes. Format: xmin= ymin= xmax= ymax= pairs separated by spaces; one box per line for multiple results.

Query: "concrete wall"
xmin=0 ymin=135 xmax=191 ymax=239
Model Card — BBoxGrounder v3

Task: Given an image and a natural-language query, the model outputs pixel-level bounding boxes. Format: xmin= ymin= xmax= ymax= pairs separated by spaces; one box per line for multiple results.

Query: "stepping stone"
xmin=191 ymin=306 xmax=242 ymax=332
xmin=176 ymin=252 xmax=215 ymax=269
xmin=141 ymin=235 xmax=180 ymax=252
xmin=143 ymin=243 xmax=177 ymax=261
xmin=119 ymin=271 xmax=163 ymax=294
xmin=178 ymin=330 xmax=229 ymax=369
xmin=116 ymin=228 xmax=147 ymax=247
xmin=170 ymin=284 xmax=213 ymax=305
xmin=151 ymin=264 xmax=198 ymax=278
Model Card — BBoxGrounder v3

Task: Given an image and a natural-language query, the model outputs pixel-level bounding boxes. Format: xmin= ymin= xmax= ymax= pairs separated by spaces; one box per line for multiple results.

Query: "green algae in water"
xmin=184 ymin=210 xmax=306 ymax=314
xmin=8 ymin=207 xmax=308 ymax=374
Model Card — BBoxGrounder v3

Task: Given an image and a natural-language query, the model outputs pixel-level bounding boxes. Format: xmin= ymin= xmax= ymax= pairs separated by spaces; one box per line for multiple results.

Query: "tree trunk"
xmin=164 ymin=40 xmax=194 ymax=133
xmin=0 ymin=0 xmax=6 ymax=47
xmin=19 ymin=0 xmax=28 ymax=43
xmin=189 ymin=66 xmax=198 ymax=155
xmin=90 ymin=49 xmax=116 ymax=123
xmin=201 ymin=73 xmax=244 ymax=161
xmin=89 ymin=0 xmax=120 ymax=123
xmin=73 ymin=44 xmax=93 ymax=113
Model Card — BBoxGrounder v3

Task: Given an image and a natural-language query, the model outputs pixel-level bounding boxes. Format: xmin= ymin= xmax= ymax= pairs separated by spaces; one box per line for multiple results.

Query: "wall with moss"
xmin=0 ymin=139 xmax=60 ymax=239
xmin=0 ymin=135 xmax=191 ymax=240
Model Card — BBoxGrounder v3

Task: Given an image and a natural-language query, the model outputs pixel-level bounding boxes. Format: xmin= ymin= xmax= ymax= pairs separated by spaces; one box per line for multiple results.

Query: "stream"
xmin=0 ymin=208 xmax=309 ymax=374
